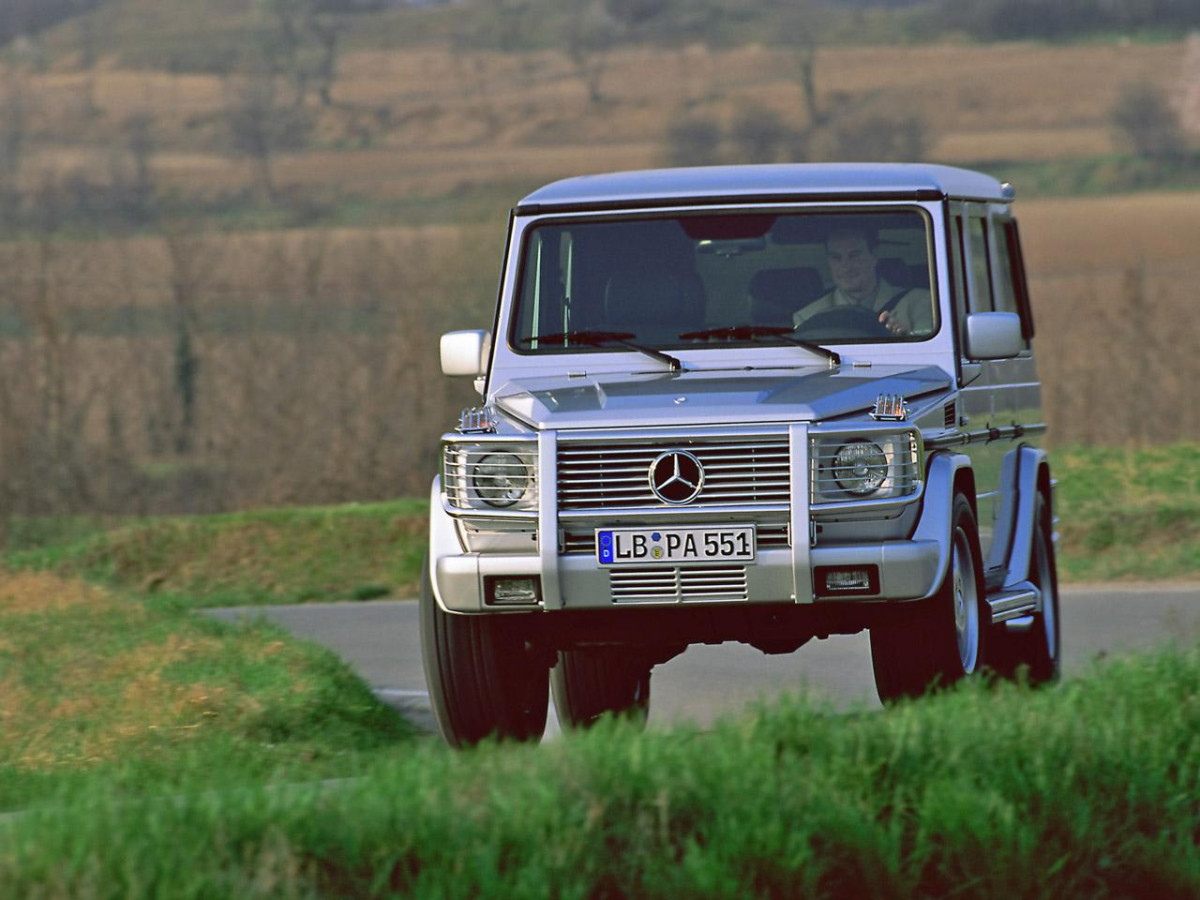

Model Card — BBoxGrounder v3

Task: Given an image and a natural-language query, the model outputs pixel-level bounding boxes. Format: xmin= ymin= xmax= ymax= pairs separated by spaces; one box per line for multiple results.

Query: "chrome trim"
xmin=558 ymin=502 xmax=790 ymax=521
xmin=925 ymin=422 xmax=1048 ymax=450
xmin=557 ymin=435 xmax=791 ymax=511
xmin=441 ymin=497 xmax=537 ymax=522
xmin=456 ymin=405 xmax=498 ymax=434
xmin=988 ymin=581 xmax=1039 ymax=624
xmin=789 ymin=423 xmax=813 ymax=604
xmin=870 ymin=393 xmax=909 ymax=421
xmin=538 ymin=431 xmax=563 ymax=610
xmin=557 ymin=424 xmax=790 ymax=442
xmin=610 ymin=565 xmax=749 ymax=603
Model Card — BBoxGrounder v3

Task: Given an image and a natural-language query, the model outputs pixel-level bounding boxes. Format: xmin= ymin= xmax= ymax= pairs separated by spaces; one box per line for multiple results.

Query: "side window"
xmin=990 ymin=216 xmax=1031 ymax=350
xmin=1004 ymin=220 xmax=1036 ymax=340
xmin=989 ymin=219 xmax=1019 ymax=316
xmin=966 ymin=217 xmax=994 ymax=313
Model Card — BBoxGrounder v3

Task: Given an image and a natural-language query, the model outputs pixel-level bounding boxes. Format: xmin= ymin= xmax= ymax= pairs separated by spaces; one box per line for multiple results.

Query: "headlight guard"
xmin=811 ymin=429 xmax=922 ymax=506
xmin=443 ymin=439 xmax=538 ymax=514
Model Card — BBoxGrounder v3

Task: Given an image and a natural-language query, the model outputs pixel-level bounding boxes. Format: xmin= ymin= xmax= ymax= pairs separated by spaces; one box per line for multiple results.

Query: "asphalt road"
xmin=206 ymin=584 xmax=1200 ymax=737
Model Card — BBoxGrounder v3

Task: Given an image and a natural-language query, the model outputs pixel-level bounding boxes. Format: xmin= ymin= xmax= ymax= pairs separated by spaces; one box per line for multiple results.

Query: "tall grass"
xmin=2 ymin=645 xmax=1196 ymax=897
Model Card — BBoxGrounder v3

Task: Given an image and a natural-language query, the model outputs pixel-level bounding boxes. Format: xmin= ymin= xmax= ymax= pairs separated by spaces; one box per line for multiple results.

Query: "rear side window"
xmin=965 ymin=217 xmax=994 ymax=313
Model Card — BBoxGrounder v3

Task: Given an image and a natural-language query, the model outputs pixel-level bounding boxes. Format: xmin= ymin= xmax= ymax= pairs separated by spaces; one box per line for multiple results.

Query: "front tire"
xmin=870 ymin=493 xmax=989 ymax=702
xmin=419 ymin=557 xmax=549 ymax=748
xmin=551 ymin=648 xmax=652 ymax=730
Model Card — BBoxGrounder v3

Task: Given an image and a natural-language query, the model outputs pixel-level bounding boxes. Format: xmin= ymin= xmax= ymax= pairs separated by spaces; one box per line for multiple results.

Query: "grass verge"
xmin=2 ymin=644 xmax=1196 ymax=897
xmin=0 ymin=570 xmax=412 ymax=812
xmin=5 ymin=500 xmax=428 ymax=609
xmin=1053 ymin=443 xmax=1200 ymax=583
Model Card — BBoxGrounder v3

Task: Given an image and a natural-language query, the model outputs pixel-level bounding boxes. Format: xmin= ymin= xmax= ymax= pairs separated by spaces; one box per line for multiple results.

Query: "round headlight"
xmin=832 ymin=440 xmax=888 ymax=496
xmin=470 ymin=452 xmax=531 ymax=508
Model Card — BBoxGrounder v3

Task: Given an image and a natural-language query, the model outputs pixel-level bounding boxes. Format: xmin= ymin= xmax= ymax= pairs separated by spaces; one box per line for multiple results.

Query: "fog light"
xmin=486 ymin=576 xmax=542 ymax=606
xmin=815 ymin=565 xmax=879 ymax=596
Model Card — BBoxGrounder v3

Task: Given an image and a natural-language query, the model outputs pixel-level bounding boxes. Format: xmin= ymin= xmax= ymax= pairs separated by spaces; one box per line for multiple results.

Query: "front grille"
xmin=562 ymin=522 xmax=789 ymax=555
xmin=557 ymin=436 xmax=790 ymax=511
xmin=609 ymin=566 xmax=748 ymax=603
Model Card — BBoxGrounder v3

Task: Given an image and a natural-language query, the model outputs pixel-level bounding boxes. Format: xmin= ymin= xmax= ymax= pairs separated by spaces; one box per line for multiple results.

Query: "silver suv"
xmin=424 ymin=164 xmax=1059 ymax=747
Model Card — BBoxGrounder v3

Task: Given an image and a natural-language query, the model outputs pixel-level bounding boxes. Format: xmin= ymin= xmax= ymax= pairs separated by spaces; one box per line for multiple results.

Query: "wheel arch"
xmin=911 ymin=450 xmax=974 ymax=600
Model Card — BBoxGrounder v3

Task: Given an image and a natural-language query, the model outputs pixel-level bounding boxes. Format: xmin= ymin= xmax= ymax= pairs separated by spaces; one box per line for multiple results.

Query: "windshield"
xmin=511 ymin=209 xmax=937 ymax=354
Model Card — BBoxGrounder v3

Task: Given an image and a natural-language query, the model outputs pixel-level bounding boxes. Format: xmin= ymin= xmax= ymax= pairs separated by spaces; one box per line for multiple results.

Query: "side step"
xmin=987 ymin=580 xmax=1040 ymax=626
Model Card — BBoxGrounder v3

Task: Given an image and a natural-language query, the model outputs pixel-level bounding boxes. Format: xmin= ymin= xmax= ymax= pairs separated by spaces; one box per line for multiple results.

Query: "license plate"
xmin=596 ymin=526 xmax=755 ymax=565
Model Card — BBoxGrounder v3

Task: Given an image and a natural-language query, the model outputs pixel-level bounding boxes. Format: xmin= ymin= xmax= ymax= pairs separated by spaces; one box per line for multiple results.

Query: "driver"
xmin=793 ymin=225 xmax=933 ymax=337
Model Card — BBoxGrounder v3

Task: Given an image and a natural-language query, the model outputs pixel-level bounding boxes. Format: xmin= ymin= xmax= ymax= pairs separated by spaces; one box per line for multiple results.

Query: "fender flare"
xmin=911 ymin=451 xmax=974 ymax=600
xmin=1004 ymin=446 xmax=1052 ymax=588
xmin=428 ymin=476 xmax=471 ymax=614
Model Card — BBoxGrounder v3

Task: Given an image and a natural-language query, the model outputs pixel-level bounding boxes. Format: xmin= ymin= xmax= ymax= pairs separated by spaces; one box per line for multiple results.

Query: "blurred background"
xmin=0 ymin=0 xmax=1197 ymax=530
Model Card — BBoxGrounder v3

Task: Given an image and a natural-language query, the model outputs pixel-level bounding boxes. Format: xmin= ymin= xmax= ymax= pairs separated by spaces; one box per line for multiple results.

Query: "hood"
xmin=492 ymin=365 xmax=951 ymax=430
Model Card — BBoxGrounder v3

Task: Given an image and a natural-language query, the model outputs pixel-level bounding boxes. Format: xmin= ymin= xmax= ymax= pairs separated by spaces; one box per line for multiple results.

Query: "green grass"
xmin=6 ymin=500 xmax=429 ymax=609
xmin=0 ymin=569 xmax=413 ymax=812
xmin=1 ymin=644 xmax=1196 ymax=897
xmin=1052 ymin=443 xmax=1200 ymax=582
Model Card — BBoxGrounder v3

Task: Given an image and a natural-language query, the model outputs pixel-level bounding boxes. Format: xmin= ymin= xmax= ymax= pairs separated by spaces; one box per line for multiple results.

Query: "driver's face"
xmin=826 ymin=235 xmax=877 ymax=300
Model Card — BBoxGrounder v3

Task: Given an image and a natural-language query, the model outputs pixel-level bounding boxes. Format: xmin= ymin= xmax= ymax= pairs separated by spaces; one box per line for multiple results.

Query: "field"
xmin=0 ymin=8 xmax=1196 ymax=520
xmin=13 ymin=38 xmax=1191 ymax=198
xmin=2 ymin=636 xmax=1196 ymax=897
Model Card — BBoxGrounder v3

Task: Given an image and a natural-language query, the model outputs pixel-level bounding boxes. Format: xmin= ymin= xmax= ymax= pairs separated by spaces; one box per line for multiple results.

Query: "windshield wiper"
xmin=677 ymin=324 xmax=841 ymax=366
xmin=519 ymin=329 xmax=682 ymax=372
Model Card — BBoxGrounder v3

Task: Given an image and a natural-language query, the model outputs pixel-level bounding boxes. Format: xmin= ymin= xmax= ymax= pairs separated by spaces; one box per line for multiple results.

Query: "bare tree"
xmin=1111 ymin=81 xmax=1188 ymax=163
xmin=223 ymin=66 xmax=311 ymax=201
xmin=0 ymin=66 xmax=28 ymax=228
xmin=776 ymin=3 xmax=829 ymax=130
xmin=565 ymin=0 xmax=616 ymax=105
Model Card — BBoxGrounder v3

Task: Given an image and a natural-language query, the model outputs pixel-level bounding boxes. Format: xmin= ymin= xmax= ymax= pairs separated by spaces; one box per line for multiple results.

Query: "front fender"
xmin=910 ymin=451 xmax=973 ymax=600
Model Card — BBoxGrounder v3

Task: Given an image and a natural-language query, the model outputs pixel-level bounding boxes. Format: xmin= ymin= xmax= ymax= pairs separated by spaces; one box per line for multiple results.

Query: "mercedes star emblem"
xmin=648 ymin=450 xmax=705 ymax=504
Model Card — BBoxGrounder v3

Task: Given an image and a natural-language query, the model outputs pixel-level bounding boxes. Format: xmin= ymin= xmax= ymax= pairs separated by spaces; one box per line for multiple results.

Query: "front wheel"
xmin=419 ymin=557 xmax=549 ymax=748
xmin=870 ymin=493 xmax=989 ymax=702
xmin=550 ymin=648 xmax=652 ymax=730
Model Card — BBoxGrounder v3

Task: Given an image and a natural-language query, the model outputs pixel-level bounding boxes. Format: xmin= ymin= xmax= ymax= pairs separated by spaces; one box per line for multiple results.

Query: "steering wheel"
xmin=798 ymin=305 xmax=892 ymax=338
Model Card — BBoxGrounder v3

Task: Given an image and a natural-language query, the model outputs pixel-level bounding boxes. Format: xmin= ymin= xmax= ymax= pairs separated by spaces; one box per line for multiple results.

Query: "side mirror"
xmin=964 ymin=312 xmax=1023 ymax=360
xmin=440 ymin=330 xmax=492 ymax=377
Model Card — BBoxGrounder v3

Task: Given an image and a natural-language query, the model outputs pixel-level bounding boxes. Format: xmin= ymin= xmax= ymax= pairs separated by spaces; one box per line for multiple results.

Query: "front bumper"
xmin=430 ymin=435 xmax=960 ymax=615
xmin=434 ymin=539 xmax=942 ymax=613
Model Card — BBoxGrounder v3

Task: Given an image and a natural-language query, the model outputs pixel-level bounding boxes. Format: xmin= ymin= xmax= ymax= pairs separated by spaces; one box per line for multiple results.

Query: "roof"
xmin=516 ymin=163 xmax=1012 ymax=213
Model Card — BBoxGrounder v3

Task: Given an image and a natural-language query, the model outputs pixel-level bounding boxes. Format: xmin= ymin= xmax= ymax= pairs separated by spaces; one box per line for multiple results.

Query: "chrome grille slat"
xmin=558 ymin=436 xmax=791 ymax=511
xmin=610 ymin=566 xmax=748 ymax=603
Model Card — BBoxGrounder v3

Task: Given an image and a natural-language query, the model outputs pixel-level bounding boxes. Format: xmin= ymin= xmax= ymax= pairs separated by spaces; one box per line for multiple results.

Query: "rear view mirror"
xmin=440 ymin=330 xmax=492 ymax=377
xmin=964 ymin=312 xmax=1023 ymax=360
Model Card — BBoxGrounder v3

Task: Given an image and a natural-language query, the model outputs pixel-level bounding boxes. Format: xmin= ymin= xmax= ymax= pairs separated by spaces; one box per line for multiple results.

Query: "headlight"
xmin=811 ymin=431 xmax=921 ymax=504
xmin=470 ymin=451 xmax=531 ymax=508
xmin=443 ymin=441 xmax=538 ymax=513
xmin=832 ymin=440 xmax=888 ymax=496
